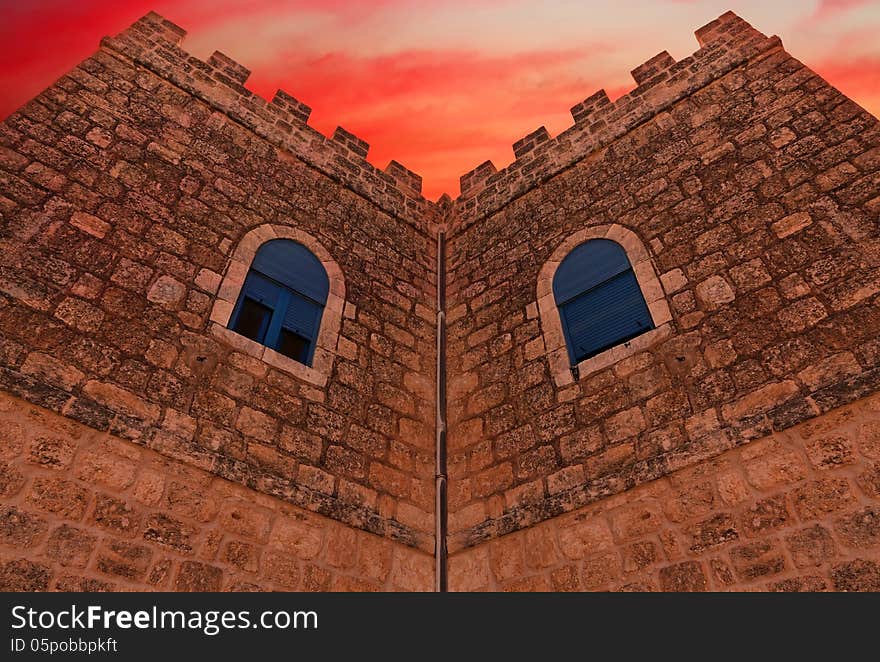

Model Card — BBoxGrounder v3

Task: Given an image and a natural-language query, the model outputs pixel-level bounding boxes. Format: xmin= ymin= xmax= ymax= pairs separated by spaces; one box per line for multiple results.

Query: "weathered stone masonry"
xmin=0 ymin=11 xmax=437 ymax=591
xmin=1 ymin=10 xmax=879 ymax=591
xmin=444 ymin=11 xmax=880 ymax=590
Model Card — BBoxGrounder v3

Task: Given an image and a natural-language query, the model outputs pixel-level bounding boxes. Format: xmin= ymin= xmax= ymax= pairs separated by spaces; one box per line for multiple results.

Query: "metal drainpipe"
xmin=435 ymin=229 xmax=448 ymax=592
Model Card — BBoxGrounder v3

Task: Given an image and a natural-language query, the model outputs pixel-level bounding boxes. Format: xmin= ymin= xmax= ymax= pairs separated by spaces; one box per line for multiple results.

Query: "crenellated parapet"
xmin=459 ymin=160 xmax=498 ymax=198
xmin=99 ymin=12 xmax=432 ymax=233
xmin=512 ymin=126 xmax=551 ymax=159
xmin=570 ymin=89 xmax=611 ymax=126
xmin=630 ymin=51 xmax=676 ymax=85
xmin=385 ymin=160 xmax=424 ymax=196
xmin=449 ymin=11 xmax=784 ymax=234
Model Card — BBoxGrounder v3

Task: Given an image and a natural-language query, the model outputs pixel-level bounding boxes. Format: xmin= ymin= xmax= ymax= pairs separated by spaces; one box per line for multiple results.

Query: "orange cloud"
xmin=812 ymin=55 xmax=880 ymax=118
xmin=813 ymin=0 xmax=875 ymax=17
xmin=2 ymin=2 xmax=878 ymax=198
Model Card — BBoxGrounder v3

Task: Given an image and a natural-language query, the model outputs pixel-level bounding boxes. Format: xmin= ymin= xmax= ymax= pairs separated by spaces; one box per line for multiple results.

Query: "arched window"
xmin=553 ymin=239 xmax=654 ymax=365
xmin=228 ymin=239 xmax=329 ymax=366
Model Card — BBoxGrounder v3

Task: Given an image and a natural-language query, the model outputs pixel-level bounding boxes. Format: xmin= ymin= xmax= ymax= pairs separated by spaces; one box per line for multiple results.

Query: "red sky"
xmin=1 ymin=1 xmax=878 ymax=199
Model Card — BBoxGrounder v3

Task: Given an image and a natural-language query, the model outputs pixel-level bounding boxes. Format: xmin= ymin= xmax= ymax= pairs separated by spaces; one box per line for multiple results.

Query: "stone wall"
xmin=449 ymin=390 xmax=880 ymax=591
xmin=0 ymin=12 xmax=437 ymax=559
xmin=0 ymin=391 xmax=431 ymax=591
xmin=444 ymin=12 xmax=880 ymax=560
xmin=1 ymin=10 xmax=879 ymax=591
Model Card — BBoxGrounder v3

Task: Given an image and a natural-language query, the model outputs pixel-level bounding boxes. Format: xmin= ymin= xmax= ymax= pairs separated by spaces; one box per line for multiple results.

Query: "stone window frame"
xmin=535 ymin=224 xmax=673 ymax=387
xmin=208 ymin=224 xmax=346 ymax=387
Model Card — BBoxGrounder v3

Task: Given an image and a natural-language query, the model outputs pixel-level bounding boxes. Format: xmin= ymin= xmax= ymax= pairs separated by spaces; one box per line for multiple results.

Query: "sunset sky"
xmin=1 ymin=1 xmax=878 ymax=199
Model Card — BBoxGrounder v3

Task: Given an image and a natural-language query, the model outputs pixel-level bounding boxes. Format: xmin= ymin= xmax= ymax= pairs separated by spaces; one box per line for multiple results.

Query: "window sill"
xmin=209 ymin=323 xmax=329 ymax=387
xmin=550 ymin=322 xmax=673 ymax=387
xmin=206 ymin=224 xmax=347 ymax=390
xmin=536 ymin=224 xmax=676 ymax=389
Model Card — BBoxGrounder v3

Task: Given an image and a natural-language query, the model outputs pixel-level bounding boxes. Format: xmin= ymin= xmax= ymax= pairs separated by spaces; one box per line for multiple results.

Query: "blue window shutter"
xmin=553 ymin=238 xmax=655 ymax=365
xmin=240 ymin=272 xmax=282 ymax=308
xmin=282 ymin=293 xmax=322 ymax=339
xmin=228 ymin=239 xmax=329 ymax=368
xmin=251 ymin=239 xmax=330 ymax=304
xmin=553 ymin=239 xmax=632 ymax=305
xmin=560 ymin=271 xmax=653 ymax=362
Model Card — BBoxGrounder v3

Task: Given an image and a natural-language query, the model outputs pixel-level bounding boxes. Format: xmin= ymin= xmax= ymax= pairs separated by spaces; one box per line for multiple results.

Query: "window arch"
xmin=535 ymin=224 xmax=672 ymax=387
xmin=228 ymin=239 xmax=329 ymax=366
xmin=208 ymin=224 xmax=345 ymax=387
xmin=553 ymin=239 xmax=654 ymax=365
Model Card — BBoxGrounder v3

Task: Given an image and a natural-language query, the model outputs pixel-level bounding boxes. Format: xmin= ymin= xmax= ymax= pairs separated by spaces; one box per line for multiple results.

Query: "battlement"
xmin=449 ymin=11 xmax=784 ymax=233
xmin=127 ymin=10 xmax=187 ymax=45
xmin=99 ymin=12 xmax=432 ymax=234
xmin=512 ymin=126 xmax=551 ymax=159
xmin=385 ymin=160 xmax=423 ymax=196
xmin=207 ymin=50 xmax=251 ymax=85
xmin=569 ymin=89 xmax=612 ymax=125
xmin=630 ymin=50 xmax=676 ymax=85
xmin=459 ymin=160 xmax=498 ymax=197
xmin=271 ymin=89 xmax=312 ymax=124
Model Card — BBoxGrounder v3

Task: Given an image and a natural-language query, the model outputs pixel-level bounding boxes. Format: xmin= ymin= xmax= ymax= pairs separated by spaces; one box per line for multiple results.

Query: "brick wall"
xmin=448 ymin=390 xmax=880 ymax=591
xmin=444 ymin=12 xmax=880 ymax=560
xmin=0 ymin=391 xmax=432 ymax=591
xmin=0 ymin=12 xmax=437 ymax=560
